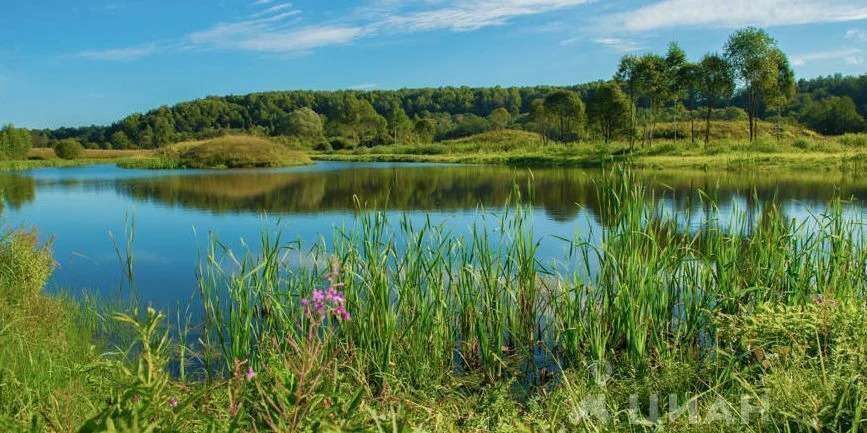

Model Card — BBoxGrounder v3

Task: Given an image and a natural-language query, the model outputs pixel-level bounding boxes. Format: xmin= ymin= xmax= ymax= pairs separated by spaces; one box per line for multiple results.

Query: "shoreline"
xmin=312 ymin=149 xmax=867 ymax=171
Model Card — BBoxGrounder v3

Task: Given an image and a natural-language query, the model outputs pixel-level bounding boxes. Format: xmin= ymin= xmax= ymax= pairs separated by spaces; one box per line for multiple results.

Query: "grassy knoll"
xmin=317 ymin=126 xmax=867 ymax=170
xmin=119 ymin=135 xmax=312 ymax=170
xmin=2 ymin=170 xmax=866 ymax=432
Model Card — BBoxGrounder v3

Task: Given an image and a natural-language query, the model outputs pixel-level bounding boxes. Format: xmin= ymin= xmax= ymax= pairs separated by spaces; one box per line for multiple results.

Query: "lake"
xmin=1 ymin=161 xmax=865 ymax=311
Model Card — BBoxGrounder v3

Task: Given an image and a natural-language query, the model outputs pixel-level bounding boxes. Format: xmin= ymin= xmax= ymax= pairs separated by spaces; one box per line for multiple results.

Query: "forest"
xmin=5 ymin=27 xmax=867 ymax=156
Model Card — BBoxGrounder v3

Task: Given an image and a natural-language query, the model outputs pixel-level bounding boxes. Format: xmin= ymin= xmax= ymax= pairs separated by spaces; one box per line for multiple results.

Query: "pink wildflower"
xmin=245 ymin=366 xmax=256 ymax=381
xmin=301 ymin=285 xmax=350 ymax=322
xmin=168 ymin=397 xmax=178 ymax=408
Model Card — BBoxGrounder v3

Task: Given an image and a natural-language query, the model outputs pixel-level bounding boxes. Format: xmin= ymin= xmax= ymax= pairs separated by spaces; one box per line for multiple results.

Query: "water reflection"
xmin=1 ymin=162 xmax=865 ymax=310
xmin=0 ymin=173 xmax=35 ymax=214
xmin=111 ymin=165 xmax=867 ymax=224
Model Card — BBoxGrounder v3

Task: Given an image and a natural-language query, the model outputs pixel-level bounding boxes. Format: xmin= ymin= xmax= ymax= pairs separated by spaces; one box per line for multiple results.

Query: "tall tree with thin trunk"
xmin=695 ymin=54 xmax=735 ymax=145
xmin=724 ymin=27 xmax=780 ymax=142
xmin=633 ymin=54 xmax=667 ymax=146
xmin=761 ymin=48 xmax=797 ymax=141
xmin=587 ymin=82 xmax=631 ymax=144
xmin=615 ymin=55 xmax=640 ymax=150
xmin=664 ymin=42 xmax=689 ymax=142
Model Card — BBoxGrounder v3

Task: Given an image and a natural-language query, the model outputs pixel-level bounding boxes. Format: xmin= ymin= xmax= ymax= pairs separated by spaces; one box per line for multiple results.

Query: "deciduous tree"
xmin=695 ymin=54 xmax=735 ymax=144
xmin=543 ymin=90 xmax=585 ymax=141
xmin=587 ymin=82 xmax=631 ymax=144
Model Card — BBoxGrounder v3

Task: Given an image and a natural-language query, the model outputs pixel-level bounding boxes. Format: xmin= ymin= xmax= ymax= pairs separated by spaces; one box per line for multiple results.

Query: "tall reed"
xmin=195 ymin=169 xmax=867 ymax=394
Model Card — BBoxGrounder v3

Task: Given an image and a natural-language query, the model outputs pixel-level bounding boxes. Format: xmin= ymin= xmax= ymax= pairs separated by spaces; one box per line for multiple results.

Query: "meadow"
xmin=1 ymin=169 xmax=865 ymax=432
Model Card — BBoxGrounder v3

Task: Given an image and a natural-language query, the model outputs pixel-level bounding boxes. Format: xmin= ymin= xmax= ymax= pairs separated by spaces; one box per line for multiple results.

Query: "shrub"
xmin=0 ymin=231 xmax=54 ymax=304
xmin=53 ymin=139 xmax=84 ymax=160
xmin=329 ymin=136 xmax=357 ymax=151
xmin=0 ymin=124 xmax=32 ymax=160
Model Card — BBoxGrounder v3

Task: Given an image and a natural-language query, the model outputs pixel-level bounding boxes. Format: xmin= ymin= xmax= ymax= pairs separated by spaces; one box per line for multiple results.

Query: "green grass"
xmin=2 ymin=169 xmax=866 ymax=432
xmin=317 ymin=129 xmax=867 ymax=170
xmin=0 ymin=232 xmax=107 ymax=431
xmin=151 ymin=135 xmax=313 ymax=169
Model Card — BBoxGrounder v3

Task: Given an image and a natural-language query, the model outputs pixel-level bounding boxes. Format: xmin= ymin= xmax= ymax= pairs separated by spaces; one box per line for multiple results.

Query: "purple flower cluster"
xmin=301 ymin=285 xmax=351 ymax=321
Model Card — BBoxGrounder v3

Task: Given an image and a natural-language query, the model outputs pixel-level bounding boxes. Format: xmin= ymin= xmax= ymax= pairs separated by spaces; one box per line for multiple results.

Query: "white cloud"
xmin=587 ymin=37 xmax=643 ymax=52
xmin=380 ymin=0 xmax=590 ymax=32
xmin=349 ymin=83 xmax=378 ymax=90
xmin=188 ymin=8 xmax=361 ymax=54
xmin=232 ymin=25 xmax=365 ymax=52
xmin=77 ymin=44 xmax=159 ymax=61
xmin=250 ymin=2 xmax=295 ymax=18
xmin=791 ymin=48 xmax=863 ymax=66
xmin=618 ymin=0 xmax=867 ymax=32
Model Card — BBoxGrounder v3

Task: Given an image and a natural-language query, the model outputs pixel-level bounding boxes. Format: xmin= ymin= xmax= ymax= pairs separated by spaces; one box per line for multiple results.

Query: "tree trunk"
xmin=748 ymin=87 xmax=756 ymax=143
xmin=690 ymin=114 xmax=696 ymax=145
xmin=705 ymin=104 xmax=712 ymax=145
xmin=673 ymin=107 xmax=678 ymax=143
xmin=629 ymin=101 xmax=636 ymax=151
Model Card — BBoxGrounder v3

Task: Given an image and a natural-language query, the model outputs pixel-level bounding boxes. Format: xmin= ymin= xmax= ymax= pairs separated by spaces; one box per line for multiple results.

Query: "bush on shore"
xmin=52 ymin=139 xmax=85 ymax=160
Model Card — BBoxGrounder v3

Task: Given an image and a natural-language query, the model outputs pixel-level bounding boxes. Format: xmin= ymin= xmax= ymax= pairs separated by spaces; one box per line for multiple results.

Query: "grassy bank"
xmin=2 ymin=170 xmax=865 ymax=432
xmin=3 ymin=127 xmax=866 ymax=172
xmin=0 ymin=232 xmax=105 ymax=430
xmin=316 ymin=128 xmax=867 ymax=170
xmin=0 ymin=148 xmax=155 ymax=170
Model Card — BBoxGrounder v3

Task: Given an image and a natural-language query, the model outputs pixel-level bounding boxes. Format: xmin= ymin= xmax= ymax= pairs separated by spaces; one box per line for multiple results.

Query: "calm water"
xmin=1 ymin=161 xmax=865 ymax=311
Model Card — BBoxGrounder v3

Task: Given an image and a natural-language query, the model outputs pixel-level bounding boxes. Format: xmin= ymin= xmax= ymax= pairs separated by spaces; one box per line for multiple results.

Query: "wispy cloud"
xmin=379 ymin=0 xmax=591 ymax=32
xmin=616 ymin=0 xmax=867 ymax=32
xmin=587 ymin=37 xmax=644 ymax=52
xmin=77 ymin=44 xmax=159 ymax=61
xmin=250 ymin=2 xmax=295 ymax=18
xmin=78 ymin=0 xmax=592 ymax=60
xmin=349 ymin=83 xmax=378 ymax=90
xmin=791 ymin=48 xmax=863 ymax=66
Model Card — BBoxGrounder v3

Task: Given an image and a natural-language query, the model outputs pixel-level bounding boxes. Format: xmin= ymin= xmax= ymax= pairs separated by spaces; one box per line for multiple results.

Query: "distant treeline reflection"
xmin=103 ymin=166 xmax=867 ymax=223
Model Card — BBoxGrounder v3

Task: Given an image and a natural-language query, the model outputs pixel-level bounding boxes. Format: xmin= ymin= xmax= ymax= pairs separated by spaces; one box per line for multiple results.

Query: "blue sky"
xmin=2 ymin=0 xmax=866 ymax=128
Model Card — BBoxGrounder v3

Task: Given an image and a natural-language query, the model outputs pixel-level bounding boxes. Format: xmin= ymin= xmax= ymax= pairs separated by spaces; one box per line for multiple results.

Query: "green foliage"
xmin=488 ymin=107 xmax=512 ymax=130
xmin=587 ymin=82 xmax=631 ymax=143
xmin=0 ymin=231 xmax=103 ymax=432
xmin=413 ymin=118 xmax=436 ymax=143
xmin=275 ymin=107 xmax=325 ymax=144
xmin=724 ymin=27 xmax=794 ymax=141
xmin=543 ymin=90 xmax=585 ymax=141
xmin=0 ymin=124 xmax=32 ymax=160
xmin=445 ymin=113 xmax=492 ymax=139
xmin=800 ymin=96 xmax=865 ymax=135
xmin=0 ymin=231 xmax=54 ymax=304
xmin=695 ymin=53 xmax=736 ymax=143
xmin=53 ymin=139 xmax=85 ymax=160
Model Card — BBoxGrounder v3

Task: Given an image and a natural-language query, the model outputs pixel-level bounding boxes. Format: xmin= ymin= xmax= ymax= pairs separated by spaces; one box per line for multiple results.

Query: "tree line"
xmin=6 ymin=27 xmax=867 ymax=155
